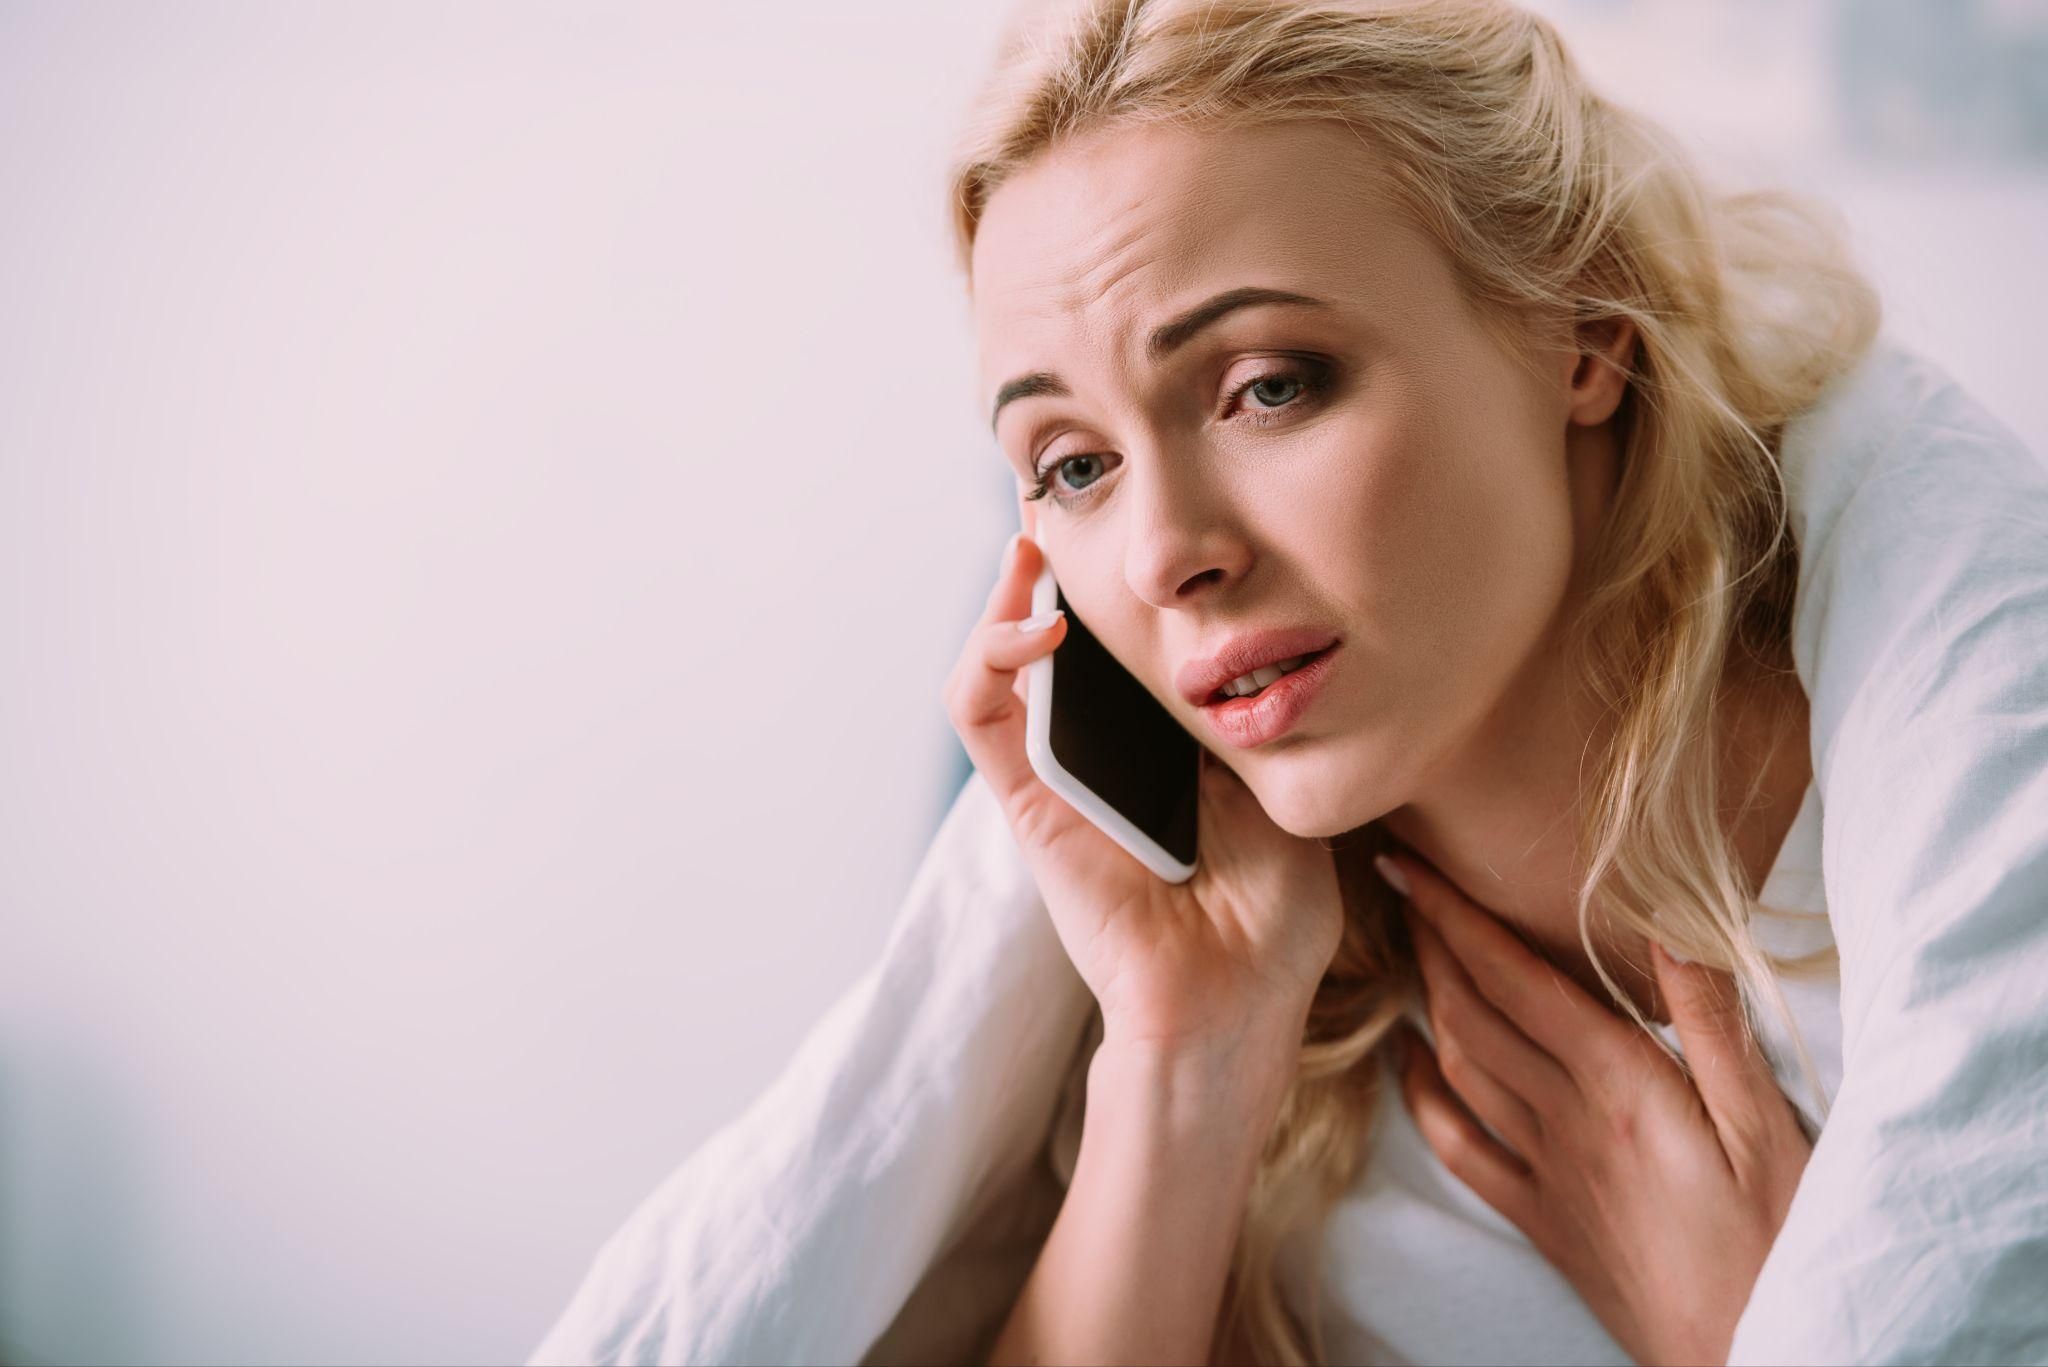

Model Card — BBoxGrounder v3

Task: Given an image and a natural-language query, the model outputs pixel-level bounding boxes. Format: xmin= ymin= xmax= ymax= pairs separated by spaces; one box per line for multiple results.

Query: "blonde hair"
xmin=944 ymin=2 xmax=1880 ymax=1361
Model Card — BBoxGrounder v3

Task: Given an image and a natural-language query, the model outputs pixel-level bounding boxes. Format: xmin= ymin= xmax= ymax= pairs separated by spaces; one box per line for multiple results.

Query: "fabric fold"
xmin=527 ymin=772 xmax=1095 ymax=1367
xmin=1726 ymin=340 xmax=2048 ymax=1364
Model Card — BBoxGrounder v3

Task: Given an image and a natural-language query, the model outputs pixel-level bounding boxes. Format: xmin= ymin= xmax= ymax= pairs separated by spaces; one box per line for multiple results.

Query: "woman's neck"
xmin=1374 ymin=648 xmax=1812 ymax=1030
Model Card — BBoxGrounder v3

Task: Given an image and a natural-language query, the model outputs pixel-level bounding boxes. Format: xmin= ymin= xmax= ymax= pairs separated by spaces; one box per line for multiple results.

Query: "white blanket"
xmin=1724 ymin=340 xmax=2048 ymax=1364
xmin=529 ymin=336 xmax=2048 ymax=1366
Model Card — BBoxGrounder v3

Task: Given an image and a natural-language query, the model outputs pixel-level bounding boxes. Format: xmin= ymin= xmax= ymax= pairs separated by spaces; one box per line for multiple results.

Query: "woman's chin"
xmin=1245 ymin=766 xmax=1372 ymax=841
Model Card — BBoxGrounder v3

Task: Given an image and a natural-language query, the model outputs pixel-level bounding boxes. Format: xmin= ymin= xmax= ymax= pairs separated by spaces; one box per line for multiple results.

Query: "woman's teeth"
xmin=1220 ymin=653 xmax=1309 ymax=700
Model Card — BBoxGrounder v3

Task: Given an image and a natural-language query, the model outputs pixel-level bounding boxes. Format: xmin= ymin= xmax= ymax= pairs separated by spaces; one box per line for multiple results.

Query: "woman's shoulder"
xmin=1728 ymin=338 xmax=2048 ymax=1367
xmin=1783 ymin=336 xmax=2047 ymax=778
xmin=1778 ymin=330 xmax=2048 ymax=1017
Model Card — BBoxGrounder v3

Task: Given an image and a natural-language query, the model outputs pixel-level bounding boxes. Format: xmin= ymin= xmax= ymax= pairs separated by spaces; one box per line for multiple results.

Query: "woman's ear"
xmin=1566 ymin=316 xmax=1638 ymax=428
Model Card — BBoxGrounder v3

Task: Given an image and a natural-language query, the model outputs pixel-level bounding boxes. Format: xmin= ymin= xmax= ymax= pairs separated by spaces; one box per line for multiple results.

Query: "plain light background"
xmin=1 ymin=2 xmax=2042 ymax=1363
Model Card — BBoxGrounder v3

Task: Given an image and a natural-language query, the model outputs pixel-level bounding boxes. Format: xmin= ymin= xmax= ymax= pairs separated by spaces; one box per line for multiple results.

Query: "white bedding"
xmin=528 ymin=335 xmax=2048 ymax=1366
xmin=1723 ymin=338 xmax=2048 ymax=1364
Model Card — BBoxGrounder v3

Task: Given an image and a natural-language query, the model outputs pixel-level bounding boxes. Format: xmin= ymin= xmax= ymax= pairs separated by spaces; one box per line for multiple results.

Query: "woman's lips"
xmin=1196 ymin=643 xmax=1339 ymax=749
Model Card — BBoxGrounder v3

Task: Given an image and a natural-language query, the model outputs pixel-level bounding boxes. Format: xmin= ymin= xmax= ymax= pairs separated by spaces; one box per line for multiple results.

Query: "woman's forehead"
xmin=970 ymin=122 xmax=1446 ymax=407
xmin=971 ymin=121 xmax=1395 ymax=308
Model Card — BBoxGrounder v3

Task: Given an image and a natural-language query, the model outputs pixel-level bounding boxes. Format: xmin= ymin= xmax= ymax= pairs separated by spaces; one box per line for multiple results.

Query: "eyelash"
xmin=1024 ymin=362 xmax=1335 ymax=507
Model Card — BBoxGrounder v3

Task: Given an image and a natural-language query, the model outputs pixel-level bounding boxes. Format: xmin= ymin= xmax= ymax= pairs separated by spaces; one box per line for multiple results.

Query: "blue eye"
xmin=1023 ymin=361 xmax=1334 ymax=507
xmin=1028 ymin=452 xmax=1108 ymax=500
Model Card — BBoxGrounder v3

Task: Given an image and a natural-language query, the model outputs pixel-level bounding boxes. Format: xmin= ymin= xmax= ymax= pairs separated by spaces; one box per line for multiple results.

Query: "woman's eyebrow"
xmin=988 ymin=285 xmax=1331 ymax=434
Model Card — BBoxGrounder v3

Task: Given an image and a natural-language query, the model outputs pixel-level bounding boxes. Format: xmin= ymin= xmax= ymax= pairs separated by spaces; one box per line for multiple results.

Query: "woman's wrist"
xmin=1090 ymin=1010 xmax=1306 ymax=1161
xmin=987 ymin=1014 xmax=1303 ymax=1366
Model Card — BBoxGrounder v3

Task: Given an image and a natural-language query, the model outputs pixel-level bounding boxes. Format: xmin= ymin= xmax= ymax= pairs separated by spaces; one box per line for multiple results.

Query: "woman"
xmin=945 ymin=0 xmax=2042 ymax=1363
xmin=528 ymin=2 xmax=2048 ymax=1364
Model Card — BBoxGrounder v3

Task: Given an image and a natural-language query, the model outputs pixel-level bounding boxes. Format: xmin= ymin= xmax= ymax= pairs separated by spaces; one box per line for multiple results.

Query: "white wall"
xmin=1519 ymin=0 xmax=2048 ymax=455
xmin=0 ymin=3 xmax=2041 ymax=1364
xmin=0 ymin=5 xmax=1013 ymax=1363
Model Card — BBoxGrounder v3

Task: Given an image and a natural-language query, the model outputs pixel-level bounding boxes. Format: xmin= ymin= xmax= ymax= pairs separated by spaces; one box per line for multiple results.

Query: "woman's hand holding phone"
xmin=943 ymin=530 xmax=1346 ymax=1068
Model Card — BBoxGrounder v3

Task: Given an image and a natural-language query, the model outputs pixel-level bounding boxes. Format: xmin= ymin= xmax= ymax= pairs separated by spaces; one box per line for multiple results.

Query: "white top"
xmin=527 ymin=335 xmax=2048 ymax=1367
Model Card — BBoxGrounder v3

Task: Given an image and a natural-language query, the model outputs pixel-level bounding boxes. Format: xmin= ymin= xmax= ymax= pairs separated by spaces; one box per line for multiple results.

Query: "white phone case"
xmin=1023 ymin=554 xmax=1199 ymax=884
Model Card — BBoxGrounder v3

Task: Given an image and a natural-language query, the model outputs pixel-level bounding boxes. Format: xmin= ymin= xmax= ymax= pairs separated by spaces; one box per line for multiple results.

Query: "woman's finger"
xmin=1650 ymin=941 xmax=1803 ymax=1162
xmin=1382 ymin=851 xmax=1637 ymax=1084
xmin=1408 ymin=910 xmax=1554 ymax=1159
xmin=1397 ymin=1023 xmax=1542 ymax=1233
xmin=941 ymin=532 xmax=1067 ymax=817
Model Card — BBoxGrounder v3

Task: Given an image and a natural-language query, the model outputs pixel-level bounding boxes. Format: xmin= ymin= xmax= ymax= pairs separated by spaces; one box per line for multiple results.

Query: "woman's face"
xmin=972 ymin=118 xmax=1626 ymax=839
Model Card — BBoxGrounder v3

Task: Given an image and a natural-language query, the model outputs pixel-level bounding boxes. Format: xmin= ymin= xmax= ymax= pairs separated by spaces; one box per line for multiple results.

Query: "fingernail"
xmin=1659 ymin=940 xmax=1693 ymax=966
xmin=1002 ymin=532 xmax=1022 ymax=571
xmin=1373 ymin=854 xmax=1412 ymax=897
xmin=1017 ymin=609 xmax=1063 ymax=633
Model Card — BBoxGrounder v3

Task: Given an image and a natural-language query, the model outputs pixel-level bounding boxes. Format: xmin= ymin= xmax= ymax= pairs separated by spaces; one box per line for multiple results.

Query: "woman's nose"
xmin=1120 ymin=458 xmax=1250 ymax=608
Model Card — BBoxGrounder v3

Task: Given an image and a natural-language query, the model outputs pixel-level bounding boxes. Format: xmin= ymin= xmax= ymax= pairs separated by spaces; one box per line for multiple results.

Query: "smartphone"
xmin=1023 ymin=550 xmax=1201 ymax=883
